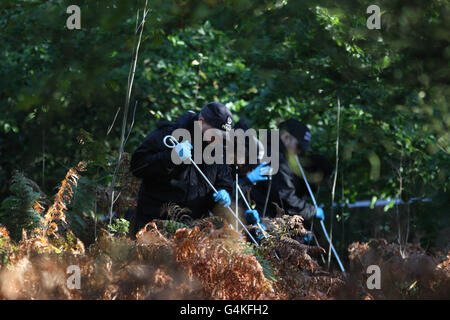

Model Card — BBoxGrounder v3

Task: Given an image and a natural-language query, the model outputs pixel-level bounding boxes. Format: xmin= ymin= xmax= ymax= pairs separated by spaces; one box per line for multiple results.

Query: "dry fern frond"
xmin=265 ymin=214 xmax=307 ymax=238
xmin=173 ymin=225 xmax=277 ymax=299
xmin=436 ymin=252 xmax=450 ymax=278
xmin=160 ymin=203 xmax=193 ymax=224
xmin=343 ymin=239 xmax=450 ymax=299
xmin=0 ymin=226 xmax=10 ymax=240
xmin=274 ymin=236 xmax=319 ymax=272
xmin=32 ymin=201 xmax=45 ymax=215
xmin=43 ymin=161 xmax=86 ymax=236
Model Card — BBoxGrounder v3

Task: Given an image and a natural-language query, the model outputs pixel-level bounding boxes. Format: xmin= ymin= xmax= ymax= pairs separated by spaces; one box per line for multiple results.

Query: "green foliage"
xmin=0 ymin=236 xmax=14 ymax=266
xmin=65 ymin=176 xmax=97 ymax=241
xmin=0 ymin=0 xmax=448 ymax=252
xmin=69 ymin=177 xmax=96 ymax=218
xmin=0 ymin=173 xmax=43 ymax=241
xmin=107 ymin=218 xmax=130 ymax=236
xmin=242 ymin=243 xmax=279 ymax=283
xmin=160 ymin=220 xmax=190 ymax=235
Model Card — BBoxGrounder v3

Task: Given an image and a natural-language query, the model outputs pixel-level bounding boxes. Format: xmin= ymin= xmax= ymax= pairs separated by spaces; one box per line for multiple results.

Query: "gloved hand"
xmin=303 ymin=233 xmax=314 ymax=243
xmin=213 ymin=189 xmax=231 ymax=207
xmin=315 ymin=207 xmax=325 ymax=221
xmin=174 ymin=141 xmax=193 ymax=161
xmin=246 ymin=162 xmax=270 ymax=184
xmin=255 ymin=223 xmax=267 ymax=241
xmin=244 ymin=209 xmax=261 ymax=225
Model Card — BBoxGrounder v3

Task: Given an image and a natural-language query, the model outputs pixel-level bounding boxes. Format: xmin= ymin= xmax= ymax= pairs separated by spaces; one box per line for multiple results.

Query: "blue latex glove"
xmin=244 ymin=209 xmax=261 ymax=225
xmin=303 ymin=234 xmax=314 ymax=243
xmin=255 ymin=223 xmax=267 ymax=241
xmin=246 ymin=162 xmax=270 ymax=184
xmin=174 ymin=141 xmax=193 ymax=161
xmin=315 ymin=207 xmax=325 ymax=221
xmin=213 ymin=189 xmax=231 ymax=207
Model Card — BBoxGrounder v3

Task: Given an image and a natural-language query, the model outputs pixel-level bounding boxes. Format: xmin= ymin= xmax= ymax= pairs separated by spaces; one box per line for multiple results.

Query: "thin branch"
xmin=135 ymin=9 xmax=150 ymax=34
xmin=388 ymin=150 xmax=405 ymax=256
xmin=340 ymin=166 xmax=345 ymax=253
xmin=124 ymin=100 xmax=139 ymax=147
xmin=42 ymin=130 xmax=45 ymax=189
xmin=328 ymin=97 xmax=341 ymax=269
xmin=405 ymin=201 xmax=410 ymax=249
xmin=107 ymin=106 xmax=121 ymax=136
xmin=113 ymin=191 xmax=122 ymax=205
xmin=107 ymin=8 xmax=141 ymax=137
xmin=108 ymin=0 xmax=149 ymax=225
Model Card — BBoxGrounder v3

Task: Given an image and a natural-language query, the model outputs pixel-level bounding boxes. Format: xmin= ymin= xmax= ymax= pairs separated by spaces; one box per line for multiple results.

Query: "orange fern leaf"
xmin=43 ymin=161 xmax=86 ymax=236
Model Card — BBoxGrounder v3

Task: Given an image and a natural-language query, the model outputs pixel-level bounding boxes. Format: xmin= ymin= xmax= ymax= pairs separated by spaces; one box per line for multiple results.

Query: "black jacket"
xmin=130 ymin=111 xmax=233 ymax=230
xmin=251 ymin=142 xmax=317 ymax=220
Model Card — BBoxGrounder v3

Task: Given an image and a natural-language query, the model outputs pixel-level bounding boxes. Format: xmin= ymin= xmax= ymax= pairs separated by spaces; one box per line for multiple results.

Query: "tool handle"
xmin=163 ymin=135 xmax=178 ymax=148
xmin=162 ymin=135 xmax=259 ymax=247
xmin=320 ymin=220 xmax=346 ymax=273
xmin=296 ymin=155 xmax=346 ymax=273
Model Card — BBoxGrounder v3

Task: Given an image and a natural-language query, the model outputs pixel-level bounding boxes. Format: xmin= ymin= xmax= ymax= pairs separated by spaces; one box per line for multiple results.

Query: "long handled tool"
xmin=163 ymin=135 xmax=260 ymax=246
xmin=261 ymin=175 xmax=272 ymax=219
xmin=235 ymin=166 xmax=239 ymax=232
xmin=235 ymin=182 xmax=280 ymax=260
xmin=236 ymin=184 xmax=269 ymax=239
xmin=295 ymin=155 xmax=346 ymax=273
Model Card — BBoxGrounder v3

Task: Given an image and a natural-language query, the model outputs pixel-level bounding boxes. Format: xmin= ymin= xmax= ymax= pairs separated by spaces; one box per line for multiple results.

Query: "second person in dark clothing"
xmin=252 ymin=119 xmax=328 ymax=221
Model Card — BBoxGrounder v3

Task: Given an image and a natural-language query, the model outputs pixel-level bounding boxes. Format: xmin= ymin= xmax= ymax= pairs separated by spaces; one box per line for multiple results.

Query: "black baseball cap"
xmin=200 ymin=102 xmax=234 ymax=131
xmin=279 ymin=119 xmax=312 ymax=152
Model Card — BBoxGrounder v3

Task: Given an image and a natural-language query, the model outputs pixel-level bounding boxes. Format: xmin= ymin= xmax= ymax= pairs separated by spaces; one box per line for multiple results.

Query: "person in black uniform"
xmin=252 ymin=119 xmax=331 ymax=222
xmin=129 ymin=102 xmax=234 ymax=236
xmin=226 ymin=119 xmax=270 ymax=238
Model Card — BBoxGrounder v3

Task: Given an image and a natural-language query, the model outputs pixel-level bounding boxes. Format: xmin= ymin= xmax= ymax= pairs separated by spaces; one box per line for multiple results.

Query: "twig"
xmin=405 ymin=201 xmax=410 ymax=249
xmin=108 ymin=0 xmax=149 ymax=226
xmin=42 ymin=130 xmax=45 ymax=189
xmin=113 ymin=191 xmax=122 ymax=205
xmin=328 ymin=97 xmax=341 ymax=269
xmin=124 ymin=100 xmax=139 ymax=147
xmin=94 ymin=167 xmax=99 ymax=241
xmin=107 ymin=106 xmax=121 ymax=136
xmin=388 ymin=151 xmax=405 ymax=257
xmin=135 ymin=9 xmax=150 ymax=35
xmin=340 ymin=167 xmax=345 ymax=253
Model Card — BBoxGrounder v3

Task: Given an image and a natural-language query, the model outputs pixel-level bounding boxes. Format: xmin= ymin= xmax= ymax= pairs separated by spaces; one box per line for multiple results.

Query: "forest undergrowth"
xmin=0 ymin=163 xmax=448 ymax=300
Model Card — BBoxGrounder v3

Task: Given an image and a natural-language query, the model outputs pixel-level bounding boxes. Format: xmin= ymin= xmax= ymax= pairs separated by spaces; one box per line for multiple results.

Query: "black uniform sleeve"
xmin=214 ymin=164 xmax=234 ymax=196
xmin=272 ymin=164 xmax=317 ymax=220
xmin=130 ymin=129 xmax=176 ymax=179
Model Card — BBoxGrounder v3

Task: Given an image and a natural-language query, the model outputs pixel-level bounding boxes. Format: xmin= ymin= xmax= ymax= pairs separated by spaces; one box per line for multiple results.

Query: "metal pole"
xmin=262 ymin=176 xmax=272 ymax=219
xmin=295 ymin=155 xmax=345 ymax=272
xmin=235 ymin=167 xmax=239 ymax=231
xmin=236 ymin=185 xmax=270 ymax=239
xmin=320 ymin=220 xmax=345 ymax=272
xmin=236 ymin=184 xmax=280 ymax=260
xmin=163 ymin=135 xmax=260 ymax=246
